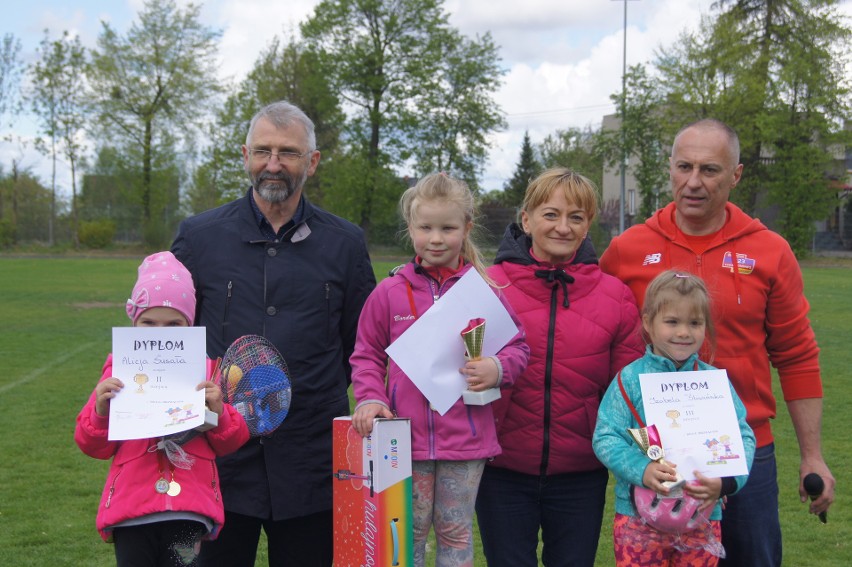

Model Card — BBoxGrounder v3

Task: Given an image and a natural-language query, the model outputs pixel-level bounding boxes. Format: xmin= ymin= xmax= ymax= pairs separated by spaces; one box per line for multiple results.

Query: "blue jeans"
xmin=475 ymin=465 xmax=608 ymax=567
xmin=719 ymin=443 xmax=782 ymax=567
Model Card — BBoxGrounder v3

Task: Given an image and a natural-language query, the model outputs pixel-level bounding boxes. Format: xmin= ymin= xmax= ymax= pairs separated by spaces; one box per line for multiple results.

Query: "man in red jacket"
xmin=600 ymin=118 xmax=835 ymax=567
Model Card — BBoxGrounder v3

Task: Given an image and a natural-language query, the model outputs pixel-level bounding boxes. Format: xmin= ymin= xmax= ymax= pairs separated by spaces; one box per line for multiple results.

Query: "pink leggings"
xmin=412 ymin=459 xmax=485 ymax=567
xmin=613 ymin=513 xmax=723 ymax=567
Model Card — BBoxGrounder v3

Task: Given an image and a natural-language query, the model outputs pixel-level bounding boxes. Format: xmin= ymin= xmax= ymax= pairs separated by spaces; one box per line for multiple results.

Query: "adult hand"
xmin=788 ymin=398 xmax=835 ymax=516
xmin=94 ymin=378 xmax=124 ymax=417
xmin=800 ymin=460 xmax=835 ymax=518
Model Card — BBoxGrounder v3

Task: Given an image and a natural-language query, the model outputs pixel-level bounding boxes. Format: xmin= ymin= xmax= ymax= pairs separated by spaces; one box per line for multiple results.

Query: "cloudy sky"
xmin=5 ymin=0 xmax=852 ymax=195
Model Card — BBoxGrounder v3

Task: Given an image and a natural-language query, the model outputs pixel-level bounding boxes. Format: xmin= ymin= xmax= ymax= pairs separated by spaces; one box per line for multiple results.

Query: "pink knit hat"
xmin=126 ymin=251 xmax=196 ymax=325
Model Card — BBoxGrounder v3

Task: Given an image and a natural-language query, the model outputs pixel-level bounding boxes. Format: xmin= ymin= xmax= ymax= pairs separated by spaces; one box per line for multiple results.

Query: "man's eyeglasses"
xmin=248 ymin=148 xmax=313 ymax=164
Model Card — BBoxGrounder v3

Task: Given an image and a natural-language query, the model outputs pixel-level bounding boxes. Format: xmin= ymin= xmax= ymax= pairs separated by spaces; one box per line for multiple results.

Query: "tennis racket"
xmin=214 ymin=334 xmax=293 ymax=437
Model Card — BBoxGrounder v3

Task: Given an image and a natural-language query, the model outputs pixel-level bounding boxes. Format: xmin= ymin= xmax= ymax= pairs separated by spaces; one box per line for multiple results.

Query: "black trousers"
xmin=113 ymin=520 xmax=207 ymax=567
xmin=197 ymin=509 xmax=333 ymax=567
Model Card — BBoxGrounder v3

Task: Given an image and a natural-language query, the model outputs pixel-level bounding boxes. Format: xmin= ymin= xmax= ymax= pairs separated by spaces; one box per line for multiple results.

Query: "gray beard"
xmin=252 ymin=170 xmax=308 ymax=203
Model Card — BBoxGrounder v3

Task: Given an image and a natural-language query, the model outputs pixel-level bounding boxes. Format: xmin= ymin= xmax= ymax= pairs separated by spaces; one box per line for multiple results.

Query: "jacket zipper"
xmin=428 ymin=278 xmax=441 ymax=458
xmin=105 ymin=468 xmax=123 ymax=508
xmin=539 ymin=282 xmax=558 ymax=478
xmin=211 ymin=461 xmax=219 ymax=502
xmin=222 ymin=280 xmax=233 ymax=342
xmin=325 ymin=282 xmax=331 ymax=343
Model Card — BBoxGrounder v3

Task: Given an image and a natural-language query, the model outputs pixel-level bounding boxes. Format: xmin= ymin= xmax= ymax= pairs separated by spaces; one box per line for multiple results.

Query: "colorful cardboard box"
xmin=333 ymin=417 xmax=413 ymax=567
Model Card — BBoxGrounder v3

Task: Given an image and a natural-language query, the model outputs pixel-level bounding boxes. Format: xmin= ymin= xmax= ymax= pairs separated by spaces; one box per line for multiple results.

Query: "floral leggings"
xmin=412 ymin=459 xmax=486 ymax=567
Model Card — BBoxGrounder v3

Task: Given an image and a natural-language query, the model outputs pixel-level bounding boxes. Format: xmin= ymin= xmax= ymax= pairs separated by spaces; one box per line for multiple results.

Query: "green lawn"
xmin=0 ymin=256 xmax=848 ymax=566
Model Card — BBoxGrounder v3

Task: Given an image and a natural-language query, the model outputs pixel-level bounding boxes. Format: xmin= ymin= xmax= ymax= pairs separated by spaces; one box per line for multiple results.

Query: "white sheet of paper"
xmin=108 ymin=327 xmax=207 ymax=440
xmin=385 ymin=269 xmax=520 ymax=415
xmin=639 ymin=369 xmax=749 ymax=480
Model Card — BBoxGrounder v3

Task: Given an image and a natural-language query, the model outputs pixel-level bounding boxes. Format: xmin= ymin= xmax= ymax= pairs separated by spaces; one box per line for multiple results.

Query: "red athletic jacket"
xmin=600 ymin=202 xmax=822 ymax=447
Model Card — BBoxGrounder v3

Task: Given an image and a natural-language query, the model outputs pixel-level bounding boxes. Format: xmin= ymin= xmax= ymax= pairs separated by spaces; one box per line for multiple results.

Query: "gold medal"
xmin=167 ymin=480 xmax=182 ymax=497
xmin=155 ymin=478 xmax=170 ymax=494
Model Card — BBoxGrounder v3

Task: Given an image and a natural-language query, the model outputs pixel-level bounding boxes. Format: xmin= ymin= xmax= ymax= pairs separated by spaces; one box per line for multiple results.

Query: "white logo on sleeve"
xmin=642 ymin=253 xmax=662 ymax=266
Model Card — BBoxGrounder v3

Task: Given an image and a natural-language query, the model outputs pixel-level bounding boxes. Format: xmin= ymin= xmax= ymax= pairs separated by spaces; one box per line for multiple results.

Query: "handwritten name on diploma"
xmin=121 ymin=355 xmax=188 ymax=371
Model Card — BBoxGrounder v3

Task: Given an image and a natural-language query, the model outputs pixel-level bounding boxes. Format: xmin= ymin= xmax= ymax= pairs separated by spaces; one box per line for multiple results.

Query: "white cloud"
xmin=5 ymin=0 xmax=852 ymax=196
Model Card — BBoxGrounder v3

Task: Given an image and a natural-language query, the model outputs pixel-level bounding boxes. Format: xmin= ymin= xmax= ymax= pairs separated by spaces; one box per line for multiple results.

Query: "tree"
xmin=596 ymin=65 xmax=670 ymax=222
xmin=501 ymin=131 xmax=540 ymax=207
xmin=407 ymin=30 xmax=506 ymax=191
xmin=658 ymin=0 xmax=851 ymax=254
xmin=29 ymin=30 xmax=88 ymax=246
xmin=88 ymin=0 xmax=221 ymax=240
xmin=302 ymin=0 xmax=505 ymax=235
xmin=0 ymin=33 xmax=23 ymax=132
xmin=188 ymin=35 xmax=343 ymax=212
xmin=538 ymin=126 xmax=603 ymax=190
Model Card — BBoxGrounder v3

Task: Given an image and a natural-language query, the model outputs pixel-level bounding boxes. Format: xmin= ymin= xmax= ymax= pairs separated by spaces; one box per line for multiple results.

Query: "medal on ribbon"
xmin=627 ymin=423 xmax=665 ymax=462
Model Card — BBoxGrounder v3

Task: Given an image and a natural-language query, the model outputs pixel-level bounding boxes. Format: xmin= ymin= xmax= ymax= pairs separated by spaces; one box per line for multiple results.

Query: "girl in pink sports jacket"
xmin=75 ymin=251 xmax=249 ymax=567
xmin=350 ymin=173 xmax=529 ymax=567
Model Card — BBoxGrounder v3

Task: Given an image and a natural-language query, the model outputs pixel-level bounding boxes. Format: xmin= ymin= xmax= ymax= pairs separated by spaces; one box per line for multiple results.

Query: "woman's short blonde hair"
xmin=522 ymin=168 xmax=599 ymax=221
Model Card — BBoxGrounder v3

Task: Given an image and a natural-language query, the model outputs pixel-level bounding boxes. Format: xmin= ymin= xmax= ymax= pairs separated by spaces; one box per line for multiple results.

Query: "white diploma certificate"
xmin=385 ymin=269 xmax=520 ymax=415
xmin=639 ymin=369 xmax=749 ymax=481
xmin=108 ymin=327 xmax=207 ymax=441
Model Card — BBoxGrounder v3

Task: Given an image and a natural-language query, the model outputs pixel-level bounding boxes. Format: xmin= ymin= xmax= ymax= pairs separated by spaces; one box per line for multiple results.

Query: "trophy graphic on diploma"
xmin=133 ymin=373 xmax=149 ymax=394
xmin=461 ymin=318 xmax=501 ymax=405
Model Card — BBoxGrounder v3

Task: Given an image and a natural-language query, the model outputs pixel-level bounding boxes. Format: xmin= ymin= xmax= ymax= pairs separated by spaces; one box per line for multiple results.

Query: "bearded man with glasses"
xmin=172 ymin=100 xmax=376 ymax=566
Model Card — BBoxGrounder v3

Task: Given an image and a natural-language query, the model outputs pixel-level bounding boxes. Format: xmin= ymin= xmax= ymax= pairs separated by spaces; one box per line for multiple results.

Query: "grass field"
xmin=0 ymin=255 xmax=849 ymax=566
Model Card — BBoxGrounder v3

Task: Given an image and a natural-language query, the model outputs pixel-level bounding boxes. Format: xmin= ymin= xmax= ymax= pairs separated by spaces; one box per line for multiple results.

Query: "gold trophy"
xmin=461 ymin=318 xmax=501 ymax=405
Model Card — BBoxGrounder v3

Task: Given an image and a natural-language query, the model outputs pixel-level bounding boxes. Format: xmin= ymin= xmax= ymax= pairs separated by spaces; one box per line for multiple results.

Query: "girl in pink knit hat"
xmin=75 ymin=251 xmax=249 ymax=567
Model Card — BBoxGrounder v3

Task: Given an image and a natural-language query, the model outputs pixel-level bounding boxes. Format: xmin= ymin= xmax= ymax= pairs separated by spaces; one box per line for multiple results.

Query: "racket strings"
xmin=215 ymin=335 xmax=292 ymax=437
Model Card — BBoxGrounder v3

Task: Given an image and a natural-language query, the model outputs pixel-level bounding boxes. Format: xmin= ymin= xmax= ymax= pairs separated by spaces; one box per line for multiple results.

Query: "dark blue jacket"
xmin=172 ymin=188 xmax=376 ymax=520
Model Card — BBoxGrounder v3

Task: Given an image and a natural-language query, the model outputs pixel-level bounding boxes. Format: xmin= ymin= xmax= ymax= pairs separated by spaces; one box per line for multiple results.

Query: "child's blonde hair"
xmin=642 ymin=270 xmax=716 ymax=360
xmin=399 ymin=172 xmax=492 ymax=284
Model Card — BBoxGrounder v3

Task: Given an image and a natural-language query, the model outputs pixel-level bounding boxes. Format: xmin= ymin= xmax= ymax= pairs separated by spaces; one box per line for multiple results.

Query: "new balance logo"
xmin=643 ymin=253 xmax=662 ymax=266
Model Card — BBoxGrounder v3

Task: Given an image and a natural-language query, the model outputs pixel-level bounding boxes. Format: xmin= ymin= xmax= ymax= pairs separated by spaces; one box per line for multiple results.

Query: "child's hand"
xmin=198 ymin=380 xmax=224 ymax=415
xmin=642 ymin=460 xmax=680 ymax=495
xmin=95 ymin=378 xmax=124 ymax=417
xmin=460 ymin=357 xmax=499 ymax=391
xmin=683 ymin=471 xmax=722 ymax=512
xmin=352 ymin=403 xmax=393 ymax=437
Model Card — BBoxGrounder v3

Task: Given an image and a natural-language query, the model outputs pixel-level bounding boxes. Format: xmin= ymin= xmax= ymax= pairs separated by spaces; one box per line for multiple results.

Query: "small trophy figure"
xmin=666 ymin=409 xmax=681 ymax=428
xmin=461 ymin=318 xmax=501 ymax=405
xmin=133 ymin=373 xmax=149 ymax=394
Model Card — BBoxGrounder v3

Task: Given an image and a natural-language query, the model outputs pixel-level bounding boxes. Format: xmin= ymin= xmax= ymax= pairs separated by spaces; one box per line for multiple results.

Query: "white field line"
xmin=0 ymin=341 xmax=98 ymax=395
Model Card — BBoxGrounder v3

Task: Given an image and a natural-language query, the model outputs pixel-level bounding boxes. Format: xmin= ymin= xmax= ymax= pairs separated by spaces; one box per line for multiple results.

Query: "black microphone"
xmin=803 ymin=473 xmax=827 ymax=524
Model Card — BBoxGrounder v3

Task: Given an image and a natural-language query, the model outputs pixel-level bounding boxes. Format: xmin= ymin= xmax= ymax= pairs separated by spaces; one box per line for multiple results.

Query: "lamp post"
xmin=614 ymin=0 xmax=639 ymax=234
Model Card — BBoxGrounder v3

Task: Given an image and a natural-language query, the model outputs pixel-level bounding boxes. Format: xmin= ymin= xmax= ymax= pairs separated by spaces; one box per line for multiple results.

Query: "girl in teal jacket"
xmin=593 ymin=270 xmax=755 ymax=566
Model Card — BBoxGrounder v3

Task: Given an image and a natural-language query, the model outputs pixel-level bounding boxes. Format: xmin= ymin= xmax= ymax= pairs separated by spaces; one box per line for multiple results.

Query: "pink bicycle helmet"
xmin=630 ymin=484 xmax=712 ymax=533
